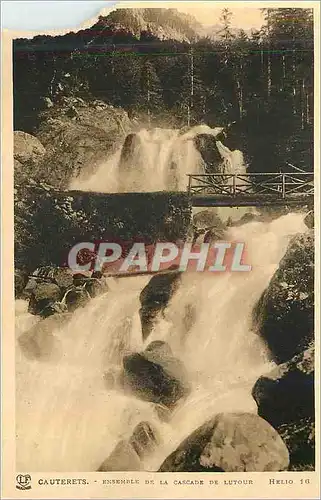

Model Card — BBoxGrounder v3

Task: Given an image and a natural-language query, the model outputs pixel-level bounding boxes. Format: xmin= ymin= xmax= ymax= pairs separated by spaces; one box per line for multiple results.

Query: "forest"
xmin=13 ymin=7 xmax=314 ymax=174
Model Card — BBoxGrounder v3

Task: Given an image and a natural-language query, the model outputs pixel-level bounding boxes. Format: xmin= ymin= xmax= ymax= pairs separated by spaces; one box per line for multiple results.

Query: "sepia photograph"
xmin=1 ymin=1 xmax=319 ymax=495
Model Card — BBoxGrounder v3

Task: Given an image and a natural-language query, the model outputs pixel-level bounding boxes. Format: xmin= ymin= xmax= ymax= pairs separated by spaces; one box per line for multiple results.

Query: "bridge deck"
xmin=187 ymin=172 xmax=314 ymax=207
xmin=191 ymin=194 xmax=314 ymax=207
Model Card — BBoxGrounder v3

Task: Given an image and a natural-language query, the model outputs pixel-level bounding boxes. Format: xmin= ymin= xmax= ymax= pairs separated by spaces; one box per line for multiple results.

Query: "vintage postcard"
xmin=1 ymin=1 xmax=320 ymax=498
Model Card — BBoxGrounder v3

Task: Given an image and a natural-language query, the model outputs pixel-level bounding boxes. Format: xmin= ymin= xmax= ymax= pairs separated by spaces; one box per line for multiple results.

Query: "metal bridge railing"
xmin=187 ymin=172 xmax=314 ymax=199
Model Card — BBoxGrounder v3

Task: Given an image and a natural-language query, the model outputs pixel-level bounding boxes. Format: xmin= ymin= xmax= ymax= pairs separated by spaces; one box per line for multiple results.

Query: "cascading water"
xmin=16 ymin=125 xmax=307 ymax=472
xmin=16 ymin=213 xmax=307 ymax=472
xmin=70 ymin=125 xmax=246 ymax=193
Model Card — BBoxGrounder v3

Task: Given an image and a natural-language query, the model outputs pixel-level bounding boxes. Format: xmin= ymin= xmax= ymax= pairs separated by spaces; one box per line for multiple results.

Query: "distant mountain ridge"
xmin=90 ymin=7 xmax=252 ymax=43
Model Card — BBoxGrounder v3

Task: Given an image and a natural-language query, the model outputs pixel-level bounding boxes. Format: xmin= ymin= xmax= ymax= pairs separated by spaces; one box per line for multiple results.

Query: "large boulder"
xmin=97 ymin=421 xmax=159 ymax=472
xmin=304 ymin=210 xmax=314 ymax=229
xmin=34 ymin=99 xmax=131 ymax=189
xmin=252 ymin=345 xmax=315 ymax=469
xmin=159 ymin=412 xmax=289 ymax=472
xmin=192 ymin=209 xmax=225 ymax=230
xmin=252 ymin=231 xmax=314 ymax=363
xmin=193 ymin=134 xmax=223 ymax=171
xmin=28 ymin=282 xmax=62 ymax=315
xmin=14 ymin=131 xmax=45 ymax=165
xmin=97 ymin=440 xmax=142 ymax=472
xmin=139 ymin=271 xmax=181 ymax=340
xmin=14 ymin=132 xmax=46 ymax=184
xmin=123 ymin=341 xmax=191 ymax=408
xmin=15 ymin=269 xmax=29 ymax=298
xmin=63 ymin=287 xmax=90 ymax=313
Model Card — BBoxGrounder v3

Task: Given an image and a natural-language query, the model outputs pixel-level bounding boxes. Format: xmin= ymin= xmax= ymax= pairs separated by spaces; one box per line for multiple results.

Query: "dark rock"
xmin=230 ymin=212 xmax=258 ymax=227
xmin=73 ymin=273 xmax=89 ymax=287
xmin=28 ymin=282 xmax=62 ymax=315
xmin=139 ymin=305 xmax=160 ymax=340
xmin=193 ymin=209 xmax=225 ymax=230
xmin=159 ymin=412 xmax=289 ymax=472
xmin=129 ymin=421 xmax=159 ymax=459
xmin=40 ymin=301 xmax=68 ymax=318
xmin=139 ymin=271 xmax=181 ymax=340
xmin=97 ymin=440 xmax=142 ymax=472
xmin=119 ymin=133 xmax=139 ymax=165
xmin=252 ymin=231 xmax=314 ymax=363
xmin=15 ymin=269 xmax=29 ymax=298
xmin=193 ymin=134 xmax=223 ymax=170
xmin=304 ymin=210 xmax=314 ymax=229
xmin=64 ymin=287 xmax=90 ymax=312
xmin=252 ymin=345 xmax=315 ymax=469
xmin=97 ymin=421 xmax=159 ymax=472
xmin=84 ymin=278 xmax=108 ymax=298
xmin=51 ymin=267 xmax=74 ymax=290
xmin=278 ymin=418 xmax=315 ymax=470
xmin=123 ymin=340 xmax=190 ymax=408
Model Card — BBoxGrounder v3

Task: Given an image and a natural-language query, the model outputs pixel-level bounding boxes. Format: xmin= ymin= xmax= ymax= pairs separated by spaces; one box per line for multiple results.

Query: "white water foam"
xmin=16 ymin=213 xmax=307 ymax=471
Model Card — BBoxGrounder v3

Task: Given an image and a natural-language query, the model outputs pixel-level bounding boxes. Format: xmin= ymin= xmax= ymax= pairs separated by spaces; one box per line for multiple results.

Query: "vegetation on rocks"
xmin=252 ymin=230 xmax=314 ymax=363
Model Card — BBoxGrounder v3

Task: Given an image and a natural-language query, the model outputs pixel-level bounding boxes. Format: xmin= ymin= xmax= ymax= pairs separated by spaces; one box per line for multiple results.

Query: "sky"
xmin=1 ymin=1 xmax=265 ymax=32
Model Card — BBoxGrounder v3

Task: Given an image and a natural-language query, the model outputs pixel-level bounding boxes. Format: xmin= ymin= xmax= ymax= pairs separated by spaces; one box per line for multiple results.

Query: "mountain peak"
xmin=96 ymin=7 xmax=202 ymax=42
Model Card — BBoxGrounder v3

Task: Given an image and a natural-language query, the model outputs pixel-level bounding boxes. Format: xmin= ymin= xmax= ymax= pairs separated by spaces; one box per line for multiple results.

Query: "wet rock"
xmin=52 ymin=267 xmax=74 ymax=290
xmin=18 ymin=313 xmax=70 ymax=361
xmin=119 ymin=133 xmax=139 ymax=165
xmin=139 ymin=305 xmax=160 ymax=340
xmin=98 ymin=421 xmax=159 ymax=472
xmin=28 ymin=282 xmax=62 ymax=315
xmin=278 ymin=418 xmax=315 ymax=470
xmin=64 ymin=287 xmax=90 ymax=312
xmin=252 ymin=231 xmax=314 ymax=363
xmin=230 ymin=212 xmax=258 ymax=227
xmin=72 ymin=273 xmax=90 ymax=287
xmin=252 ymin=345 xmax=314 ymax=469
xmin=304 ymin=210 xmax=314 ymax=229
xmin=97 ymin=440 xmax=142 ymax=472
xmin=123 ymin=340 xmax=190 ymax=408
xmin=40 ymin=301 xmax=68 ymax=318
xmin=139 ymin=271 xmax=181 ymax=340
xmin=193 ymin=209 xmax=225 ymax=230
xmin=84 ymin=278 xmax=108 ymax=298
xmin=159 ymin=412 xmax=289 ymax=472
xmin=129 ymin=421 xmax=159 ymax=459
xmin=193 ymin=134 xmax=223 ymax=171
xmin=15 ymin=269 xmax=29 ymax=298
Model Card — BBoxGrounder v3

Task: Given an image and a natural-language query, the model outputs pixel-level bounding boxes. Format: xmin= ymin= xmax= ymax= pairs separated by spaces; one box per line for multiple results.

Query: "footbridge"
xmin=187 ymin=172 xmax=314 ymax=207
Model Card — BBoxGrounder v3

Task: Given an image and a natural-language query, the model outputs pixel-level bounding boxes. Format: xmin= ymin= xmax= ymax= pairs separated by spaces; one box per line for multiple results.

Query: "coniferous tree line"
xmin=13 ymin=8 xmax=314 ymax=173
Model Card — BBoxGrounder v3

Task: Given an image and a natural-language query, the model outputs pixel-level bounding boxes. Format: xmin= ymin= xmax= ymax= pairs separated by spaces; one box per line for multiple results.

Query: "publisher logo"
xmin=16 ymin=474 xmax=32 ymax=490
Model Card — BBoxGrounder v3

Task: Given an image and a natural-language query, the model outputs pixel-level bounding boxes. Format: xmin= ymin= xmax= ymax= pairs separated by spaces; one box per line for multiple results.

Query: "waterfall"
xmin=16 ymin=213 xmax=307 ymax=472
xmin=70 ymin=125 xmax=246 ymax=193
xmin=16 ymin=124 xmax=307 ymax=472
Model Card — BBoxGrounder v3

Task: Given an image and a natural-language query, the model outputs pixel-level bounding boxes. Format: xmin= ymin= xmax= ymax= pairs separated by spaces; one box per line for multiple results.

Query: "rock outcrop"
xmin=252 ymin=231 xmax=314 ymax=363
xmin=14 ymin=131 xmax=46 ymax=184
xmin=97 ymin=421 xmax=159 ymax=472
xmin=21 ymin=266 xmax=108 ymax=317
xmin=193 ymin=134 xmax=224 ymax=172
xmin=139 ymin=270 xmax=182 ymax=339
xmin=123 ymin=340 xmax=190 ymax=408
xmin=25 ymin=99 xmax=131 ymax=189
xmin=252 ymin=345 xmax=315 ymax=469
xmin=159 ymin=412 xmax=289 ymax=472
